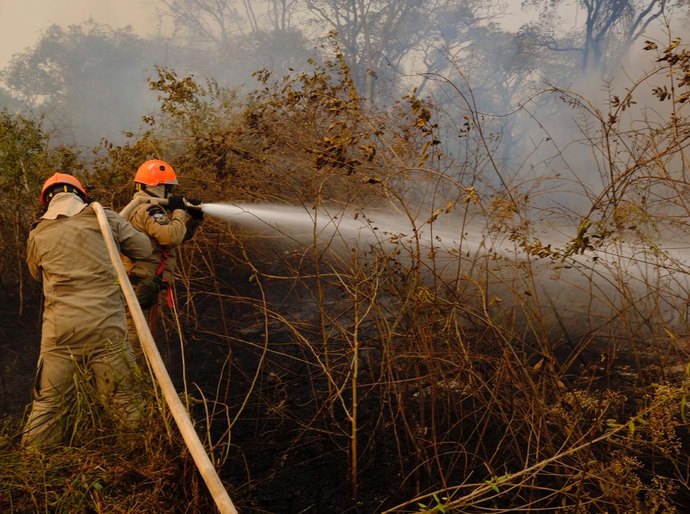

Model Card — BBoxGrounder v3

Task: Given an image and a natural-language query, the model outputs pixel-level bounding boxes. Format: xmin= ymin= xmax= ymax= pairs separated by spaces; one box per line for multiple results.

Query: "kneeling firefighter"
xmin=120 ymin=159 xmax=204 ymax=353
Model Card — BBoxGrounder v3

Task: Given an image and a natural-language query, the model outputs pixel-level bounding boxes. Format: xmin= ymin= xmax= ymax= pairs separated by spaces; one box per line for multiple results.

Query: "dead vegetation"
xmin=1 ymin=36 xmax=690 ymax=513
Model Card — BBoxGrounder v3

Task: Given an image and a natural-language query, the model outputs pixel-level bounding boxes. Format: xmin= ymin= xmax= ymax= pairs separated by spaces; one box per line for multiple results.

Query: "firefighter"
xmin=23 ymin=173 xmax=152 ymax=448
xmin=121 ymin=159 xmax=203 ymax=351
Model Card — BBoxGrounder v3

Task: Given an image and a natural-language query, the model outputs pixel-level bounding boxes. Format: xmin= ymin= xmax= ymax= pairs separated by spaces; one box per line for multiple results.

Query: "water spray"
xmin=119 ymin=196 xmax=690 ymax=349
xmin=203 ymin=201 xmax=690 ymax=341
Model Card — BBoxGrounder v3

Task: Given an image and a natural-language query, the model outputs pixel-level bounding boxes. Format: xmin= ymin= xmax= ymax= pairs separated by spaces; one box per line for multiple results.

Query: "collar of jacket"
xmin=41 ymin=193 xmax=87 ymax=220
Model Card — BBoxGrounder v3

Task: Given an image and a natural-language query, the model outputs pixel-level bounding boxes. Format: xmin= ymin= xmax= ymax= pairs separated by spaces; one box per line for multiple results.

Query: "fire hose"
xmin=92 ymin=202 xmax=238 ymax=514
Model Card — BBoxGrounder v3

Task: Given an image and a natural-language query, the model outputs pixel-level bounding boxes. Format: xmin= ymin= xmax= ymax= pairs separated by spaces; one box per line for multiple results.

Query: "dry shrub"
xmin=3 ymin=36 xmax=690 ymax=513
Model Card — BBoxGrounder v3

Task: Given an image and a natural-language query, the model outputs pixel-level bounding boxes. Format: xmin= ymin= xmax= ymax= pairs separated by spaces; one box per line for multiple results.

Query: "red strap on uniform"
xmin=155 ymin=249 xmax=169 ymax=277
xmin=156 ymin=249 xmax=174 ymax=309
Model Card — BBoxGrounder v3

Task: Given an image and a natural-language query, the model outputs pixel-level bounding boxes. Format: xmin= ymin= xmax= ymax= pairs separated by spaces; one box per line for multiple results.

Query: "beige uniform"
xmin=121 ymin=191 xmax=191 ymax=284
xmin=23 ymin=193 xmax=152 ymax=448
xmin=121 ymin=191 xmax=200 ymax=350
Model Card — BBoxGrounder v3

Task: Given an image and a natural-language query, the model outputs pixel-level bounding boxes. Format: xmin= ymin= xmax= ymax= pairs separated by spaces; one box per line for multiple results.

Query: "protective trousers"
xmin=22 ymin=337 xmax=142 ymax=448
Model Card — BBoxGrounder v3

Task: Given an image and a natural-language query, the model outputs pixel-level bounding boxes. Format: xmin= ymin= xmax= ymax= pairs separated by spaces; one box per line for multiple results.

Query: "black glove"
xmin=185 ymin=198 xmax=204 ymax=220
xmin=167 ymin=195 xmax=186 ymax=211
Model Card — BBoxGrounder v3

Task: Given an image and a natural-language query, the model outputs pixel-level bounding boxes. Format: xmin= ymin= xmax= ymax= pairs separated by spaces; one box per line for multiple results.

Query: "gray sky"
xmin=0 ymin=0 xmax=159 ymax=68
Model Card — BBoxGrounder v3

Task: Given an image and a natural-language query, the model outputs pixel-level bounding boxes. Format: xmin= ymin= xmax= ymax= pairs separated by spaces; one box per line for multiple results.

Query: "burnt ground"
xmin=172 ymin=280 xmax=409 ymax=513
xmin=0 ymin=285 xmax=408 ymax=513
xmin=0 ymin=306 xmax=40 ymax=422
xmin=5 ymin=272 xmax=690 ymax=513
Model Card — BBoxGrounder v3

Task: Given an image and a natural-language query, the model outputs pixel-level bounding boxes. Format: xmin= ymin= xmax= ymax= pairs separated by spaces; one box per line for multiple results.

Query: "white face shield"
xmin=145 ymin=184 xmax=167 ymax=198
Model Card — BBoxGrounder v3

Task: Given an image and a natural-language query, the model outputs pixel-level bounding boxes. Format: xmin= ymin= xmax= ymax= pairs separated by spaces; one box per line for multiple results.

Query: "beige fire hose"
xmin=93 ymin=202 xmax=238 ymax=514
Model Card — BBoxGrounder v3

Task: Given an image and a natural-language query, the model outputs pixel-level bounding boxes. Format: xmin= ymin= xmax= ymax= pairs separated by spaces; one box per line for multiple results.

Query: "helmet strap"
xmin=45 ymin=185 xmax=85 ymax=206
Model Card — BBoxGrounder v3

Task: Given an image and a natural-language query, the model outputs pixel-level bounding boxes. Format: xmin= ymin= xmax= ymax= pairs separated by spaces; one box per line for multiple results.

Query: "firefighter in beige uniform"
xmin=121 ymin=159 xmax=202 ymax=352
xmin=23 ymin=173 xmax=152 ymax=448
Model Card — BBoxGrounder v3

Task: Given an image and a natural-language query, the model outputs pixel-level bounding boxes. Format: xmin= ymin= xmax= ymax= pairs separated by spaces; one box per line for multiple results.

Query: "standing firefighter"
xmin=23 ymin=173 xmax=152 ymax=448
xmin=121 ymin=159 xmax=203 ymax=350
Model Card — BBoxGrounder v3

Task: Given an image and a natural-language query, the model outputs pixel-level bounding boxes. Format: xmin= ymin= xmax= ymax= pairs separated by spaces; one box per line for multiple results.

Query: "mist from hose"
xmin=200 ymin=202 xmax=690 ymax=343
xmin=201 ymin=202 xmax=505 ymax=254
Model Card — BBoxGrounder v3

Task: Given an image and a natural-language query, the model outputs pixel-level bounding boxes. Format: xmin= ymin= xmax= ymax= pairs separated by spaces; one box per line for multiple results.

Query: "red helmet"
xmin=40 ymin=173 xmax=87 ymax=206
xmin=134 ymin=159 xmax=178 ymax=187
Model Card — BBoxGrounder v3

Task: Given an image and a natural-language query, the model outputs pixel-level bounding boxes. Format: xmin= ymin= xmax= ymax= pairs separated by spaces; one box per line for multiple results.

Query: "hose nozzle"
xmin=183 ymin=198 xmax=204 ymax=211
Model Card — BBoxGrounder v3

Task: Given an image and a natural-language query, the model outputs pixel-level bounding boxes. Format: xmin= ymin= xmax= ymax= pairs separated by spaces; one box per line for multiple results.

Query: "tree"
xmin=0 ymin=86 xmax=19 ymax=111
xmin=158 ymin=0 xmax=263 ymax=44
xmin=1 ymin=22 xmax=160 ymax=148
xmin=156 ymin=0 xmax=500 ymax=102
xmin=156 ymin=0 xmax=315 ymax=86
xmin=520 ymin=0 xmax=673 ymax=75
xmin=266 ymin=0 xmax=301 ymax=31
xmin=303 ymin=0 xmax=496 ymax=102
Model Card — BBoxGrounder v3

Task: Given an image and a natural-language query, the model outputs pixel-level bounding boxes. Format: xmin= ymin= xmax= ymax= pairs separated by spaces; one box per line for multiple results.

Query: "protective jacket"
xmin=27 ymin=194 xmax=152 ymax=346
xmin=23 ymin=193 xmax=152 ymax=447
xmin=121 ymin=190 xmax=197 ymax=283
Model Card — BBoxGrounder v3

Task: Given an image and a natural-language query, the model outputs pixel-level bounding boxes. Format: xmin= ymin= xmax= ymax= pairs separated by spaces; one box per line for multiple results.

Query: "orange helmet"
xmin=134 ymin=159 xmax=178 ymax=187
xmin=40 ymin=173 xmax=87 ymax=206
